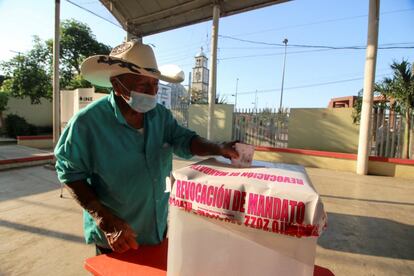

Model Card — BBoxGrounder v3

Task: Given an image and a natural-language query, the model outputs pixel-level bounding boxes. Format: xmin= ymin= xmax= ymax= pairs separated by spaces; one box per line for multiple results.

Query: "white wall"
xmin=2 ymin=89 xmax=107 ymax=129
xmin=188 ymin=104 xmax=234 ymax=142
xmin=4 ymin=97 xmax=52 ymax=126
xmin=61 ymin=88 xmax=107 ymax=130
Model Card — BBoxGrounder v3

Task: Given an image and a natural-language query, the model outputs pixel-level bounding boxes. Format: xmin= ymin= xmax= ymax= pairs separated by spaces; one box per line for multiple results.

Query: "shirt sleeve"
xmin=164 ymin=108 xmax=198 ymax=159
xmin=54 ymin=117 xmax=92 ymax=183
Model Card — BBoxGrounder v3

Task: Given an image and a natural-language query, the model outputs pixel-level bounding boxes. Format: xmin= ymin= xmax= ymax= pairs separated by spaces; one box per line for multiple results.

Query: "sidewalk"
xmin=0 ymin=156 xmax=413 ymax=275
xmin=0 ymin=145 xmax=53 ymax=170
xmin=0 ymin=137 xmax=17 ymax=145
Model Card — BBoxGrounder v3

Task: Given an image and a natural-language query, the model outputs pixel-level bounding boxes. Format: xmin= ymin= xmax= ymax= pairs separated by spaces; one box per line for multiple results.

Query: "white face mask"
xmin=127 ymin=91 xmax=157 ymax=113
xmin=115 ymin=78 xmax=157 ymax=113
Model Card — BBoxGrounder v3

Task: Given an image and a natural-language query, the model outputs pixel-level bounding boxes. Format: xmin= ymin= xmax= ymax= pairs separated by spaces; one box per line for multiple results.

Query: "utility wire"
xmin=218 ymin=47 xmax=413 ymax=61
xmin=218 ymin=42 xmax=414 ymax=50
xmin=219 ymin=48 xmax=333 ymax=60
xmin=76 ymin=1 xmax=98 ymax=5
xmin=66 ymin=0 xmax=414 ymax=51
xmin=159 ymin=41 xmax=412 ymax=63
xmin=65 ymin=0 xmax=122 ymax=29
xmin=158 ymin=39 xmax=413 ymax=62
xmin=232 ymin=74 xmax=388 ymax=96
xmin=66 ymin=0 xmax=210 ymax=59
xmin=218 ymin=35 xmax=414 ymax=50
xmin=65 ymin=0 xmax=412 ymax=78
xmin=227 ymin=8 xmax=414 ymax=37
xmin=65 ymin=0 xmax=413 ymax=55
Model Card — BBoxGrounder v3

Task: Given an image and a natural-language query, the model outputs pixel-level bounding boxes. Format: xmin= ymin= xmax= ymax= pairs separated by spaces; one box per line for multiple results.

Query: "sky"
xmin=0 ymin=0 xmax=413 ymax=110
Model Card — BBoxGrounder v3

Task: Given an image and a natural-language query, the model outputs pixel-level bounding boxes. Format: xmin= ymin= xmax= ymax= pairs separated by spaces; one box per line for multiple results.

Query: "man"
xmin=54 ymin=40 xmax=239 ymax=255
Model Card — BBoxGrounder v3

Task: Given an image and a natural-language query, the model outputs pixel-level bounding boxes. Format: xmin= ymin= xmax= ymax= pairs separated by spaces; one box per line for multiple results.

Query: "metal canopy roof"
xmin=100 ymin=0 xmax=290 ymax=37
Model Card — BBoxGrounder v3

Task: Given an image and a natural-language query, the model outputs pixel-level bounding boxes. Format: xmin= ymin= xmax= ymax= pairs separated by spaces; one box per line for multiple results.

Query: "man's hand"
xmin=218 ymin=141 xmax=239 ymax=159
xmin=97 ymin=214 xmax=139 ymax=253
xmin=190 ymin=136 xmax=239 ymax=160
xmin=64 ymin=180 xmax=139 ymax=253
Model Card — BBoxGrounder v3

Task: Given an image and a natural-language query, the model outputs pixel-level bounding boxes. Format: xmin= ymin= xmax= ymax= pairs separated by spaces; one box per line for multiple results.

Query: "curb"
xmin=0 ymin=155 xmax=54 ymax=171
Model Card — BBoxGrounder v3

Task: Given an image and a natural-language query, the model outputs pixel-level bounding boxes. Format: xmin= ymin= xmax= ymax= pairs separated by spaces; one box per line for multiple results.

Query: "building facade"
xmin=157 ymin=84 xmax=172 ymax=109
xmin=167 ymin=83 xmax=189 ymax=107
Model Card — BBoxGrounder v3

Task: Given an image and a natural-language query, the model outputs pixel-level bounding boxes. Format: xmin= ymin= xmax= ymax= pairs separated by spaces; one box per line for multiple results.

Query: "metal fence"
xmin=371 ymin=107 xmax=412 ymax=158
xmin=171 ymin=103 xmax=189 ymax=128
xmin=171 ymin=104 xmax=412 ymax=158
xmin=171 ymin=106 xmax=290 ymax=148
xmin=232 ymin=108 xmax=289 ymax=148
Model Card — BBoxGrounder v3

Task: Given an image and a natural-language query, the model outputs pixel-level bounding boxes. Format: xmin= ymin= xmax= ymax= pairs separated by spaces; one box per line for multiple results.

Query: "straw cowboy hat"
xmin=81 ymin=40 xmax=184 ymax=87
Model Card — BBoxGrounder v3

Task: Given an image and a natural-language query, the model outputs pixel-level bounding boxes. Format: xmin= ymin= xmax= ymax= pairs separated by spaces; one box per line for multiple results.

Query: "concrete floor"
xmin=0 ymin=158 xmax=413 ymax=276
xmin=0 ymin=145 xmax=51 ymax=160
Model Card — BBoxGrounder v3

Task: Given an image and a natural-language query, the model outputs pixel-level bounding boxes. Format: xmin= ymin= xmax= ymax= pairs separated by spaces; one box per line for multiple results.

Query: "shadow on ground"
xmin=0 ymin=219 xmax=85 ymax=244
xmin=0 ymin=166 xmax=61 ymax=202
xmin=318 ymin=212 xmax=414 ymax=260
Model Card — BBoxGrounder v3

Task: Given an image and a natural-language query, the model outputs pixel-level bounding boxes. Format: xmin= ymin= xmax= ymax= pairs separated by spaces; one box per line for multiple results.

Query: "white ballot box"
xmin=167 ymin=158 xmax=327 ymax=276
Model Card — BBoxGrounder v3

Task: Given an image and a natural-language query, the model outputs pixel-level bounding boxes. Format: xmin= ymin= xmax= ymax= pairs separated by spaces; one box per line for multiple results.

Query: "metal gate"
xmin=232 ymin=108 xmax=289 ymax=148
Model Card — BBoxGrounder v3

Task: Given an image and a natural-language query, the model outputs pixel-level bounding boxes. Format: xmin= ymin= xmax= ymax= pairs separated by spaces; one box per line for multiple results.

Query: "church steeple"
xmin=191 ymin=47 xmax=209 ymax=103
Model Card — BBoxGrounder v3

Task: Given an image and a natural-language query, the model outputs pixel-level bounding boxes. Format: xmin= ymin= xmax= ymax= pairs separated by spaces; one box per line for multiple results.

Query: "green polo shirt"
xmin=55 ymin=92 xmax=197 ymax=247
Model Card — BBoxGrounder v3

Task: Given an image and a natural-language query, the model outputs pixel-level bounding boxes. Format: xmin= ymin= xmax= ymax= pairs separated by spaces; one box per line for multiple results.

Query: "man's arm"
xmin=65 ymin=180 xmax=138 ymax=253
xmin=190 ymin=136 xmax=239 ymax=159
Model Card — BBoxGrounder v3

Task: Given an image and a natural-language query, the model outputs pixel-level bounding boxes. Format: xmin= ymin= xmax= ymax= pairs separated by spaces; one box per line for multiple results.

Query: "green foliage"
xmin=190 ymin=87 xmax=207 ymax=104
xmin=66 ymin=74 xmax=111 ymax=94
xmin=352 ymin=90 xmax=363 ymax=124
xmin=215 ymin=94 xmax=228 ymax=104
xmin=0 ymin=91 xmax=9 ymax=112
xmin=48 ymin=19 xmax=112 ymax=88
xmin=384 ymin=60 xmax=414 ymax=111
xmin=0 ymin=42 xmax=52 ymax=104
xmin=190 ymin=89 xmax=228 ymax=104
xmin=60 ymin=19 xmax=111 ymax=74
xmin=352 ymin=59 xmax=413 ymax=158
xmin=384 ymin=59 xmax=414 ymax=159
xmin=4 ymin=114 xmax=36 ymax=138
xmin=0 ymin=19 xmax=111 ymax=104
xmin=352 ymin=59 xmax=414 ymax=124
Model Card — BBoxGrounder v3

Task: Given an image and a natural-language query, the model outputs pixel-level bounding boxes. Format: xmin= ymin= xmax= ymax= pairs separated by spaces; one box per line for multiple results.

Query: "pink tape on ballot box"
xmin=167 ymin=158 xmax=327 ymax=276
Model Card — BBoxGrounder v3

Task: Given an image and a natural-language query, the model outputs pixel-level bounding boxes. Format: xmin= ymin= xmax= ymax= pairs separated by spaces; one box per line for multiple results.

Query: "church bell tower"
xmin=191 ymin=47 xmax=209 ymax=103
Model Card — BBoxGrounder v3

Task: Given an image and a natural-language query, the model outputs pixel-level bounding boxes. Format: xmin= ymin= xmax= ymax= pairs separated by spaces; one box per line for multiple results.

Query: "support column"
xmin=207 ymin=4 xmax=220 ymax=140
xmin=53 ymin=0 xmax=61 ymax=146
xmin=357 ymin=0 xmax=380 ymax=174
xmin=126 ymin=31 xmax=141 ymax=42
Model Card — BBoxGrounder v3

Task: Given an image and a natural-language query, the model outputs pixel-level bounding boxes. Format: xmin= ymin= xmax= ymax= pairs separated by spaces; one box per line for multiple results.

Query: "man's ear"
xmin=110 ymin=77 xmax=122 ymax=96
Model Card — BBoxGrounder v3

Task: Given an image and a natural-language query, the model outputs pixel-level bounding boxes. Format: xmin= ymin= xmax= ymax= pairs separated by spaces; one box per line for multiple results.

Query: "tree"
xmin=215 ymin=94 xmax=228 ymax=104
xmin=352 ymin=88 xmax=392 ymax=126
xmin=355 ymin=60 xmax=414 ymax=158
xmin=0 ymin=20 xmax=112 ymax=103
xmin=379 ymin=60 xmax=414 ymax=158
xmin=0 ymin=75 xmax=6 ymax=86
xmin=0 ymin=92 xmax=9 ymax=113
xmin=0 ymin=37 xmax=52 ymax=104
xmin=0 ymin=91 xmax=9 ymax=129
xmin=45 ymin=19 xmax=111 ymax=88
xmin=190 ymin=87 xmax=207 ymax=104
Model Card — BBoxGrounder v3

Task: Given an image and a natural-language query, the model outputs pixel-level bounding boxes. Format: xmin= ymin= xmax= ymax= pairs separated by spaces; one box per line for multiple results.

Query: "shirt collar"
xmin=108 ymin=91 xmax=128 ymax=126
